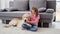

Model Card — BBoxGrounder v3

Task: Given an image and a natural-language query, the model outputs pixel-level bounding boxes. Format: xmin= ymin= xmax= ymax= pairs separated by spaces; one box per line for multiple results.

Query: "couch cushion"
xmin=29 ymin=0 xmax=46 ymax=10
xmin=13 ymin=0 xmax=29 ymax=11
xmin=0 ymin=11 xmax=30 ymax=17
xmin=38 ymin=7 xmax=46 ymax=12
xmin=39 ymin=13 xmax=53 ymax=23
xmin=40 ymin=13 xmax=53 ymax=19
xmin=0 ymin=9 xmax=3 ymax=12
xmin=46 ymin=9 xmax=54 ymax=13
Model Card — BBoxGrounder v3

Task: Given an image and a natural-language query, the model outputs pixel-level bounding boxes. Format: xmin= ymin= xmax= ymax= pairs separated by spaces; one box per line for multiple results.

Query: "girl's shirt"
xmin=29 ymin=13 xmax=40 ymax=26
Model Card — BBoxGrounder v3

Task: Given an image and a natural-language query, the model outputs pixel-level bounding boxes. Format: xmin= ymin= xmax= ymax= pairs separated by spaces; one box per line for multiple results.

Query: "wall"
xmin=0 ymin=0 xmax=6 ymax=9
xmin=56 ymin=0 xmax=60 ymax=12
xmin=0 ymin=0 xmax=14 ymax=9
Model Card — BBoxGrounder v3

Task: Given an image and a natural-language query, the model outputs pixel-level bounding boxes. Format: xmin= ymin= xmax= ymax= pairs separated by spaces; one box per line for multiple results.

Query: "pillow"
xmin=14 ymin=0 xmax=29 ymax=11
xmin=29 ymin=0 xmax=46 ymax=10
xmin=38 ymin=7 xmax=46 ymax=12
xmin=46 ymin=9 xmax=54 ymax=13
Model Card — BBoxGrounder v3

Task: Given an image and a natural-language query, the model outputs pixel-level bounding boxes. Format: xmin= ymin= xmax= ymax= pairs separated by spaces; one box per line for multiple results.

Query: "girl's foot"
xmin=22 ymin=28 xmax=26 ymax=30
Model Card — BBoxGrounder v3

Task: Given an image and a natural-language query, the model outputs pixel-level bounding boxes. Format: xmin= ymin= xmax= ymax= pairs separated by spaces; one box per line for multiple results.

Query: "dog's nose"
xmin=25 ymin=20 xmax=26 ymax=22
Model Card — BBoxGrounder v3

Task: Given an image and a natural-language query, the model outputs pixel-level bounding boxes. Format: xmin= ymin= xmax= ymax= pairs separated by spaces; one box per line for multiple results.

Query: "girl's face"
xmin=31 ymin=10 xmax=36 ymax=14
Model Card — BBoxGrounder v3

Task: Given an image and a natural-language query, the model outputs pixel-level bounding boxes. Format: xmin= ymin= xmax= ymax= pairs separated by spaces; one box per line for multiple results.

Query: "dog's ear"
xmin=22 ymin=14 xmax=25 ymax=19
xmin=22 ymin=13 xmax=29 ymax=20
xmin=22 ymin=15 xmax=24 ymax=19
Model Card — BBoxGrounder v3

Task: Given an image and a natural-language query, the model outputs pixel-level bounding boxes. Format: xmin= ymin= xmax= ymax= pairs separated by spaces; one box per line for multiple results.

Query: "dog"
xmin=4 ymin=14 xmax=31 ymax=28
xmin=17 ymin=14 xmax=32 ymax=28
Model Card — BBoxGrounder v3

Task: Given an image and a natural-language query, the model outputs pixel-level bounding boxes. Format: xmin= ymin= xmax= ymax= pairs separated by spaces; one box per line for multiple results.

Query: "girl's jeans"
xmin=22 ymin=23 xmax=38 ymax=31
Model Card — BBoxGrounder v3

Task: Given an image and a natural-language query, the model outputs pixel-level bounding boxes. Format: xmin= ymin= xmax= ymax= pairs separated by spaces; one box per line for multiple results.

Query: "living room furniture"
xmin=0 ymin=0 xmax=56 ymax=27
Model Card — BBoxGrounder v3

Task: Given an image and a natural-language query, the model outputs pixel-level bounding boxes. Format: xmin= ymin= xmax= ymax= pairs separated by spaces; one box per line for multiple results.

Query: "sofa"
xmin=0 ymin=0 xmax=56 ymax=27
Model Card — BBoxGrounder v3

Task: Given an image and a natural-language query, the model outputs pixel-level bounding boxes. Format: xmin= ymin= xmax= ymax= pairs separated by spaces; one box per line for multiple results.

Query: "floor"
xmin=52 ymin=22 xmax=60 ymax=29
xmin=0 ymin=27 xmax=60 ymax=34
xmin=0 ymin=20 xmax=60 ymax=34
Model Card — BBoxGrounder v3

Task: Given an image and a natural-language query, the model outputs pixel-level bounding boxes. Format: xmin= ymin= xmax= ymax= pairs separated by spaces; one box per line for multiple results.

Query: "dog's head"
xmin=22 ymin=14 xmax=30 ymax=21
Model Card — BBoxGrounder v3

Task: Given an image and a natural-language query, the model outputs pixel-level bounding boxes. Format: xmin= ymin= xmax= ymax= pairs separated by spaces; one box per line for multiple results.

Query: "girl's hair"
xmin=32 ymin=7 xmax=38 ymax=16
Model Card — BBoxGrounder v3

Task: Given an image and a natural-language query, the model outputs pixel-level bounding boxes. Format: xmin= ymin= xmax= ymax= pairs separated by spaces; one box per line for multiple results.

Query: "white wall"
xmin=56 ymin=0 xmax=60 ymax=12
xmin=0 ymin=0 xmax=14 ymax=9
xmin=56 ymin=0 xmax=60 ymax=1
xmin=1 ymin=0 xmax=6 ymax=9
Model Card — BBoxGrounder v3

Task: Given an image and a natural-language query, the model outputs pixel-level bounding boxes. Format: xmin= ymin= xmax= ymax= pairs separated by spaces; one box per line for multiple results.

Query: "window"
xmin=56 ymin=0 xmax=60 ymax=21
xmin=56 ymin=0 xmax=60 ymax=12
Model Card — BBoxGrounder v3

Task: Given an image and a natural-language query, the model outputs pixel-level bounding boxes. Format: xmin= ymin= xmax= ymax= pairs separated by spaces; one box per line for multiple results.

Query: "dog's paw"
xmin=4 ymin=25 xmax=11 ymax=28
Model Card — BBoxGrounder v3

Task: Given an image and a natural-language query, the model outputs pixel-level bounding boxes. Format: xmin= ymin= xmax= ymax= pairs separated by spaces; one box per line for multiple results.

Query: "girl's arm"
xmin=26 ymin=15 xmax=40 ymax=25
xmin=30 ymin=15 xmax=40 ymax=24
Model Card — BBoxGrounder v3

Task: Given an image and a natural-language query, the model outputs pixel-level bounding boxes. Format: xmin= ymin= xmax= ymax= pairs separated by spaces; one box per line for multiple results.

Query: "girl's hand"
xmin=26 ymin=20 xmax=32 ymax=25
xmin=26 ymin=20 xmax=30 ymax=23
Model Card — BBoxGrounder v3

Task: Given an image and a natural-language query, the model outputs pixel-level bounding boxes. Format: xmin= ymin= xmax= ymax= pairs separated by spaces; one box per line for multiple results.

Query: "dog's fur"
xmin=4 ymin=14 xmax=31 ymax=28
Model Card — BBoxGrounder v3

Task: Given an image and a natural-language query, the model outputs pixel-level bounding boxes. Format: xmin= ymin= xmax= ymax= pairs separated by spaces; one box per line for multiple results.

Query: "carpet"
xmin=0 ymin=24 xmax=60 ymax=34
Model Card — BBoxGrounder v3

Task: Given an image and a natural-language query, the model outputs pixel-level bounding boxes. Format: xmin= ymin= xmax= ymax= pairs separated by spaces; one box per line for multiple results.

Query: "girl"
xmin=22 ymin=7 xmax=40 ymax=31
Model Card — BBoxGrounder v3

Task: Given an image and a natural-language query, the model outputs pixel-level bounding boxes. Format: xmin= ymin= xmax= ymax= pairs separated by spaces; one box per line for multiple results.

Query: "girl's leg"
xmin=22 ymin=24 xmax=38 ymax=31
xmin=22 ymin=23 xmax=31 ymax=30
xmin=29 ymin=26 xmax=38 ymax=31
